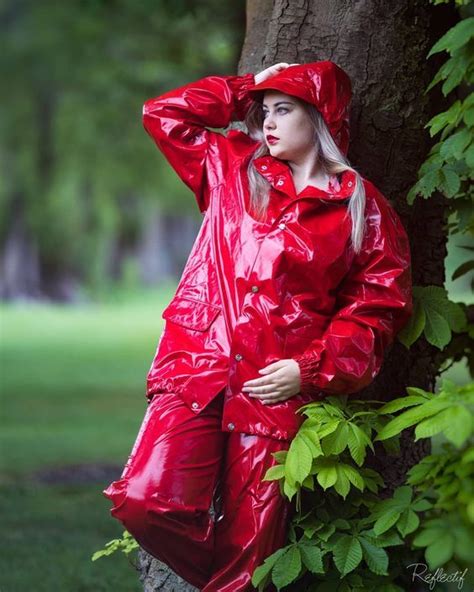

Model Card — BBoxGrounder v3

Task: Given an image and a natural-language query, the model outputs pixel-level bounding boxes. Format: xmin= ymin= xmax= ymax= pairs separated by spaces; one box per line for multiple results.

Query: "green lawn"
xmin=0 ymin=285 xmax=176 ymax=592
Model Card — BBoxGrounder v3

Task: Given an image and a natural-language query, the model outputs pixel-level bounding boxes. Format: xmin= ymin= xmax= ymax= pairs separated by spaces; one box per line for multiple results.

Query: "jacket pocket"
xmin=161 ymin=296 xmax=221 ymax=331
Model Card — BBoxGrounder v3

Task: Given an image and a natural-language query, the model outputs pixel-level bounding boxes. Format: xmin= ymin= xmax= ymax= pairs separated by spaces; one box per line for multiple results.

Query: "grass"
xmin=0 ymin=284 xmax=176 ymax=592
xmin=0 ymin=483 xmax=143 ymax=592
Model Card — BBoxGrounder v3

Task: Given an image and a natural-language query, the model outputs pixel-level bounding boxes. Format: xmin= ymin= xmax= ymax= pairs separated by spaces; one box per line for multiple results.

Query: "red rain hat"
xmin=247 ymin=61 xmax=352 ymax=155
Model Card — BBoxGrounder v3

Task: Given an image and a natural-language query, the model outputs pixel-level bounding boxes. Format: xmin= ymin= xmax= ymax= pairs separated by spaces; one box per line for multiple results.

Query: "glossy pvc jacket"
xmin=142 ymin=64 xmax=413 ymax=442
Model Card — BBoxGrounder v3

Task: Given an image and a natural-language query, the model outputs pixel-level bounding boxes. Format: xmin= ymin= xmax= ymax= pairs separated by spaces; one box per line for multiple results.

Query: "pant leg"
xmin=103 ymin=390 xmax=226 ymax=589
xmin=202 ymin=433 xmax=294 ymax=592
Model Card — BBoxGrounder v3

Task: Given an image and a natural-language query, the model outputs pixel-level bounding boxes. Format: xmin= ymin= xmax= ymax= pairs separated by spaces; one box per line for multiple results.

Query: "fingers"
xmin=251 ymin=392 xmax=290 ymax=405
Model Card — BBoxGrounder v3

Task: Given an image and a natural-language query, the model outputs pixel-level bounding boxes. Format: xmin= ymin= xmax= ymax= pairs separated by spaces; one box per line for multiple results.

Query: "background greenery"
xmin=1 ymin=0 xmax=245 ymax=298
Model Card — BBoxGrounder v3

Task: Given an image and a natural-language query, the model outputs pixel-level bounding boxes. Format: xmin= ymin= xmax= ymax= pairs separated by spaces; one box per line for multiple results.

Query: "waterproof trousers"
xmin=102 ymin=388 xmax=293 ymax=591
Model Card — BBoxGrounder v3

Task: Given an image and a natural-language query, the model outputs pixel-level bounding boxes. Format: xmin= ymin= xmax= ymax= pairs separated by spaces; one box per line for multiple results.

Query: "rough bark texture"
xmin=140 ymin=1 xmax=458 ymax=589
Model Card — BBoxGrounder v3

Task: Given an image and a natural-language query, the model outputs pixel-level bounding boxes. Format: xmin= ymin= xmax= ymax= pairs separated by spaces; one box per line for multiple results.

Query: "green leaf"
xmin=316 ymin=463 xmax=337 ymax=491
xmin=301 ymin=474 xmax=315 ymax=489
xmin=364 ymin=530 xmax=404 ymax=548
xmin=322 ymin=422 xmax=350 ymax=455
xmin=298 ymin=427 xmax=323 ymax=457
xmin=405 ymin=386 xmax=432 ymax=398
xmin=375 ymin=399 xmax=447 ymax=441
xmin=412 ymin=499 xmax=433 ymax=512
xmin=442 ymin=405 xmax=473 ymax=448
xmin=412 ymin=527 xmax=443 ymax=548
xmin=299 ymin=542 xmax=324 ymax=574
xmin=347 ymin=423 xmax=373 ymax=466
xmin=315 ymin=419 xmax=341 ymax=439
xmin=373 ymin=508 xmax=401 ymax=536
xmin=443 ymin=299 xmax=467 ymax=331
xmin=428 ymin=17 xmax=474 ymax=57
xmin=416 ymin=285 xmax=466 ymax=348
xmin=441 ymin=52 xmax=470 ymax=95
xmin=272 ymin=450 xmax=288 ymax=464
xmin=420 ymin=169 xmax=442 ymax=197
xmin=461 ymin=447 xmax=474 ymax=463
xmin=424 ymin=303 xmax=452 ymax=348
xmin=452 ymin=259 xmax=474 ymax=282
xmin=251 ymin=547 xmax=286 ymax=588
xmin=272 ymin=545 xmax=302 ymax=590
xmin=425 ymin=535 xmax=455 ymax=569
xmin=397 ymin=295 xmax=426 ymax=347
xmin=283 ymin=478 xmax=298 ymax=501
xmin=397 ymin=509 xmax=419 ymax=537
xmin=334 ymin=464 xmax=351 ymax=498
xmin=378 ymin=395 xmax=430 ymax=415
xmin=393 ymin=486 xmax=413 ymax=505
xmin=359 ymin=536 xmax=389 ymax=575
xmin=332 ymin=535 xmax=363 ymax=576
xmin=439 ymin=167 xmax=461 ymax=197
xmin=415 ymin=408 xmax=453 ymax=440
xmin=465 ymin=142 xmax=474 ymax=168
xmin=263 ymin=464 xmax=286 ymax=481
xmin=340 ymin=463 xmax=365 ymax=492
xmin=440 ymin=128 xmax=471 ymax=160
xmin=287 ymin=436 xmax=313 ymax=484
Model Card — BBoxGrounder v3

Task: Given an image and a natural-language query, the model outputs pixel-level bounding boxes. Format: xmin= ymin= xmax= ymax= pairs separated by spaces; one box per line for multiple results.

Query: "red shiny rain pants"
xmin=102 ymin=388 xmax=293 ymax=592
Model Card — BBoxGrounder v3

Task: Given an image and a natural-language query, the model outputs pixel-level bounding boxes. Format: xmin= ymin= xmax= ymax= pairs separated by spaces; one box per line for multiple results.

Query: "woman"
xmin=103 ymin=61 xmax=413 ymax=591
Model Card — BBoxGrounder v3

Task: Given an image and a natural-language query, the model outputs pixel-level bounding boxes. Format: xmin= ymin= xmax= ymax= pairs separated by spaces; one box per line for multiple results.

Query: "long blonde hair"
xmin=243 ymin=99 xmax=366 ymax=254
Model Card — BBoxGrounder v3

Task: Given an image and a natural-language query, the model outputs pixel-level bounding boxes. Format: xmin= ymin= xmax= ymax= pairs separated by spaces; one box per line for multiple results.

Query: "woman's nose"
xmin=264 ymin=116 xmax=276 ymax=130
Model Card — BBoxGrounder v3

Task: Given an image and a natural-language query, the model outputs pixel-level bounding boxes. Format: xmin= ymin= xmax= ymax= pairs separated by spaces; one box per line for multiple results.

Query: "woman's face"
xmin=262 ymin=90 xmax=315 ymax=161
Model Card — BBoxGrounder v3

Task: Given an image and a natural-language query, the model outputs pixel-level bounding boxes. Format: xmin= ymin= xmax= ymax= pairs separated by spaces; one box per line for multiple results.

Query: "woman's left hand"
xmin=242 ymin=359 xmax=301 ymax=404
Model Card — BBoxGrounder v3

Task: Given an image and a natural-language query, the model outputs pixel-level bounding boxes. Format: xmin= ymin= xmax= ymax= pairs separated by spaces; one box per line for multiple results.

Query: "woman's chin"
xmin=268 ymin=145 xmax=286 ymax=159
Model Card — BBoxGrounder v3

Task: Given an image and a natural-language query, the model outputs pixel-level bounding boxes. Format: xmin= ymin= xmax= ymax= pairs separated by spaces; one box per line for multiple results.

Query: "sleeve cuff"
xmin=293 ymin=347 xmax=325 ymax=399
xmin=227 ymin=73 xmax=256 ymax=121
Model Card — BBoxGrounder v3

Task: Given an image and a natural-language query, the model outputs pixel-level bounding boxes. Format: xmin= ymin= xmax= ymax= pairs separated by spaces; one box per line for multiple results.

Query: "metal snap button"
xmin=276 ymin=179 xmax=284 ymax=186
xmin=191 ymin=402 xmax=199 ymax=410
xmin=228 ymin=422 xmax=235 ymax=431
xmin=261 ymin=165 xmax=268 ymax=170
xmin=235 ymin=353 xmax=243 ymax=361
xmin=251 ymin=285 xmax=259 ymax=293
xmin=278 ymin=222 xmax=286 ymax=230
xmin=348 ymin=181 xmax=353 ymax=187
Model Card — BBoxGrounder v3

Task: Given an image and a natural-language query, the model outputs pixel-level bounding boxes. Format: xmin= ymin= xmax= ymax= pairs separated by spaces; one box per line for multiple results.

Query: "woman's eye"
xmin=262 ymin=108 xmax=289 ymax=118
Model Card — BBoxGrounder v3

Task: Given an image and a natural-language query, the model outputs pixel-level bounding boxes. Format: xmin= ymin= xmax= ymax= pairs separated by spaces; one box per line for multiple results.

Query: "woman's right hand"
xmin=254 ymin=62 xmax=299 ymax=85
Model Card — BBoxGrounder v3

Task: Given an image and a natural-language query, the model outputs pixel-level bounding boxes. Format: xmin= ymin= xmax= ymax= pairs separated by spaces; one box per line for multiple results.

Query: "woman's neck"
xmin=287 ymin=153 xmax=330 ymax=192
xmin=288 ymin=152 xmax=329 ymax=186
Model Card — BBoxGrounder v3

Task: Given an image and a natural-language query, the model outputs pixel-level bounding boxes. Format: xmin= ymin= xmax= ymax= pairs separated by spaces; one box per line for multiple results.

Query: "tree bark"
xmin=140 ymin=1 xmax=459 ymax=589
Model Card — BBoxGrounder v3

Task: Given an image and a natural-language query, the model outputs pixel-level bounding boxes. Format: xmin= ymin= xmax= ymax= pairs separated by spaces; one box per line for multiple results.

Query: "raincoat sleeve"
xmin=142 ymin=73 xmax=256 ymax=213
xmin=293 ymin=187 xmax=413 ymax=398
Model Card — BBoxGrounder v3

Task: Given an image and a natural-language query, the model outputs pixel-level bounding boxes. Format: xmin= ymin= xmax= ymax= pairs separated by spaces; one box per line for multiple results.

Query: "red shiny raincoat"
xmin=142 ymin=71 xmax=413 ymax=442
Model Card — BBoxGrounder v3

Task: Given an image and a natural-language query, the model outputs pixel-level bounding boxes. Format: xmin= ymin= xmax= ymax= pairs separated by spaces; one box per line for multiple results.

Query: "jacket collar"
xmin=253 ymin=154 xmax=356 ymax=201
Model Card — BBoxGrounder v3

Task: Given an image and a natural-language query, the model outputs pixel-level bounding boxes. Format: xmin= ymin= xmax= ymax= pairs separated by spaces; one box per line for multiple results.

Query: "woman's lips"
xmin=266 ymin=136 xmax=279 ymax=145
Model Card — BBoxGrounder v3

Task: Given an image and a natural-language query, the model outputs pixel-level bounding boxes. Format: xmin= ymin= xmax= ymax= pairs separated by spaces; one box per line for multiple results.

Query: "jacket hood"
xmin=247 ymin=61 xmax=352 ymax=156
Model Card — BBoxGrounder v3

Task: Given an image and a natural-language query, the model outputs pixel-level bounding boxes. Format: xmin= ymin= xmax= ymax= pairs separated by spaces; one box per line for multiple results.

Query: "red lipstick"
xmin=266 ymin=135 xmax=279 ymax=145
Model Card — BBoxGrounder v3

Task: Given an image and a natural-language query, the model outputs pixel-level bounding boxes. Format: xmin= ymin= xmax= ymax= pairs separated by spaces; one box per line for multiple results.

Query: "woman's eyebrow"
xmin=262 ymin=101 xmax=295 ymax=109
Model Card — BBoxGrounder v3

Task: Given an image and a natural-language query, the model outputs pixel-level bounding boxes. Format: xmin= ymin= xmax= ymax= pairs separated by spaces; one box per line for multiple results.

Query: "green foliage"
xmin=407 ymin=11 xmax=474 ymax=211
xmin=92 ymin=530 xmax=139 ymax=561
xmin=401 ymin=0 xmax=474 ymax=378
xmin=376 ymin=379 xmax=474 ymax=447
xmin=252 ymin=379 xmax=474 ymax=590
xmin=397 ymin=285 xmax=467 ymax=349
xmin=1 ymin=0 xmax=245 ymax=291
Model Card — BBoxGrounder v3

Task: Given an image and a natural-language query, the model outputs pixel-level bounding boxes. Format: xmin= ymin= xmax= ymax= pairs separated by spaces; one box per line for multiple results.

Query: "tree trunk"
xmin=140 ymin=1 xmax=459 ymax=589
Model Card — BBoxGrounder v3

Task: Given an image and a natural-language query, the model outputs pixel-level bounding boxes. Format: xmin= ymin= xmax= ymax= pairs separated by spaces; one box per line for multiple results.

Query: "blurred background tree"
xmin=0 ymin=0 xmax=245 ymax=301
